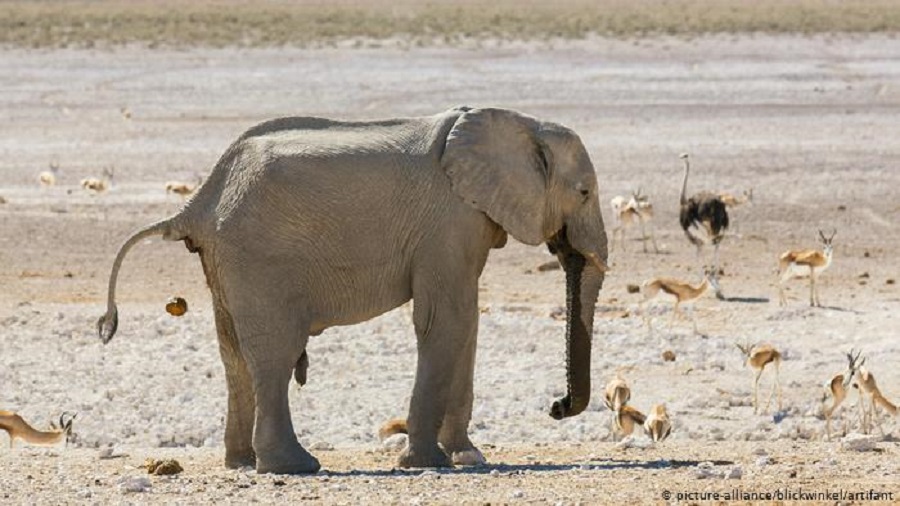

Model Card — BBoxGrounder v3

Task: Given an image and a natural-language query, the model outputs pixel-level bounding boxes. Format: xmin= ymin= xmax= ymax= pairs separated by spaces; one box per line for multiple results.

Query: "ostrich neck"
xmin=679 ymin=159 xmax=690 ymax=205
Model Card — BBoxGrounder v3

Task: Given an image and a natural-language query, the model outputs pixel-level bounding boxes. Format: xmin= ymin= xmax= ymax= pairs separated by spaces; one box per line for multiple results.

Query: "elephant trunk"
xmin=548 ymin=230 xmax=603 ymax=420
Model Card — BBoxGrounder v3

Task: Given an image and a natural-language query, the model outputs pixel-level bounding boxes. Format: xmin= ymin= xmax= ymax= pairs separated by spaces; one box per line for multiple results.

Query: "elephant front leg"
xmin=438 ymin=334 xmax=486 ymax=466
xmin=400 ymin=289 xmax=479 ymax=469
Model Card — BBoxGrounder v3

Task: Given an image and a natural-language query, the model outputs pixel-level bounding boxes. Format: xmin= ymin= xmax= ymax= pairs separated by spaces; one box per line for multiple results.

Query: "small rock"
xmin=626 ymin=284 xmax=641 ymax=294
xmin=418 ymin=470 xmax=438 ymax=479
xmin=118 ymin=476 xmax=152 ymax=494
xmin=490 ymin=469 xmax=500 ymax=477
xmin=381 ymin=433 xmax=407 ymax=451
xmin=840 ymin=433 xmax=880 ymax=452
xmin=661 ymin=350 xmax=676 ymax=362
xmin=726 ymin=466 xmax=743 ymax=480
xmin=75 ymin=489 xmax=91 ymax=499
xmin=309 ymin=441 xmax=333 ymax=451
xmin=509 ymin=489 xmax=524 ymax=499
xmin=694 ymin=462 xmax=719 ymax=479
xmin=755 ymin=456 xmax=772 ymax=467
xmin=887 ymin=279 xmax=895 ymax=285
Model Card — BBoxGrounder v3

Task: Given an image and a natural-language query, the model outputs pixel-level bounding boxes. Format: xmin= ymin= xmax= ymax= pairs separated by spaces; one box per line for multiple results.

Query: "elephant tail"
xmin=97 ymin=216 xmax=186 ymax=345
xmin=377 ymin=418 xmax=408 ymax=441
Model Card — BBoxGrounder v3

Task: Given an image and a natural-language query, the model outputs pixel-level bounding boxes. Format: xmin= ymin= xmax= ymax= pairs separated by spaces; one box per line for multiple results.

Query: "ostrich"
xmin=678 ymin=153 xmax=729 ymax=295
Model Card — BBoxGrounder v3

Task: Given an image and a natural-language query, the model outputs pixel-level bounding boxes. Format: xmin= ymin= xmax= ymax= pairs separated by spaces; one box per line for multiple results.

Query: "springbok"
xmin=604 ymin=376 xmax=632 ymax=440
xmin=822 ymin=349 xmax=864 ymax=441
xmin=778 ymin=229 xmax=835 ymax=307
xmin=643 ymin=404 xmax=672 ymax=442
xmin=0 ymin=411 xmax=76 ymax=448
xmin=614 ymin=405 xmax=646 ymax=439
xmin=640 ymin=271 xmax=719 ymax=333
xmin=855 ymin=365 xmax=898 ymax=436
xmin=609 ymin=188 xmax=659 ymax=253
xmin=735 ymin=342 xmax=782 ymax=414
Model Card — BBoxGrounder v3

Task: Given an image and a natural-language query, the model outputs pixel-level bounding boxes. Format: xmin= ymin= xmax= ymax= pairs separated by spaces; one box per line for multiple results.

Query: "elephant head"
xmin=442 ymin=107 xmax=608 ymax=419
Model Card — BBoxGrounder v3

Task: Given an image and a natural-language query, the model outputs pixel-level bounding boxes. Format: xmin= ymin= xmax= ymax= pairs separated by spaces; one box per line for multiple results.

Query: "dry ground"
xmin=1 ymin=34 xmax=900 ymax=504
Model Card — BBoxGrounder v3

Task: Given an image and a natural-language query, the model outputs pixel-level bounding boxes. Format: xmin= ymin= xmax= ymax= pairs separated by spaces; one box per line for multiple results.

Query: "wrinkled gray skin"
xmin=98 ymin=107 xmax=608 ymax=474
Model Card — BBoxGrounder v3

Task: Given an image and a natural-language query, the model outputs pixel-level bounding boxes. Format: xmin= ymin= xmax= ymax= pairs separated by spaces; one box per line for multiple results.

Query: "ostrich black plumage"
xmin=678 ymin=153 xmax=729 ymax=297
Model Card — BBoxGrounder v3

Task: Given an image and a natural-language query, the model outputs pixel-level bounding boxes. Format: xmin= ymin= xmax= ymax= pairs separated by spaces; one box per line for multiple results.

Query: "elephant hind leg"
xmin=212 ymin=301 xmax=257 ymax=469
xmin=228 ymin=287 xmax=319 ymax=475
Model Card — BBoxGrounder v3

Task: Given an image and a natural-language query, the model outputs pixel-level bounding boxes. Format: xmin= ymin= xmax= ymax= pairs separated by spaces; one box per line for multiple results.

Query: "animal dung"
xmin=143 ymin=458 xmax=184 ymax=475
xmin=626 ymin=284 xmax=640 ymax=294
xmin=165 ymin=297 xmax=188 ymax=317
xmin=536 ymin=260 xmax=561 ymax=272
xmin=662 ymin=350 xmax=677 ymax=362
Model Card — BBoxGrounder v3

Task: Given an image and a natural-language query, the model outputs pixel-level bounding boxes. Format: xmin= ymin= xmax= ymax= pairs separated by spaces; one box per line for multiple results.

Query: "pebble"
xmin=726 ymin=466 xmax=743 ymax=480
xmin=840 ymin=433 xmax=880 ymax=452
xmin=382 ymin=433 xmax=408 ymax=451
xmin=118 ymin=476 xmax=152 ymax=494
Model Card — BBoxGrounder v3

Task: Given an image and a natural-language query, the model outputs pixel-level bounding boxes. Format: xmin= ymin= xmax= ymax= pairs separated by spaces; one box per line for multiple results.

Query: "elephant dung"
xmin=165 ymin=297 xmax=188 ymax=317
xmin=143 ymin=458 xmax=184 ymax=475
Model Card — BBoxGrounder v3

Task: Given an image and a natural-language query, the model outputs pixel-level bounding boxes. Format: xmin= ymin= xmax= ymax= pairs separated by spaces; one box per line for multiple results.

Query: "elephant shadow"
xmin=320 ymin=458 xmax=735 ymax=477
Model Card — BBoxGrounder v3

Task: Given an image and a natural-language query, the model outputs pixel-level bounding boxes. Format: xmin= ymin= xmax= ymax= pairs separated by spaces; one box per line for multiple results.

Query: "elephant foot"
xmin=439 ymin=434 xmax=486 ymax=466
xmin=398 ymin=444 xmax=452 ymax=469
xmin=450 ymin=448 xmax=486 ymax=466
xmin=225 ymin=450 xmax=256 ymax=470
xmin=256 ymin=445 xmax=321 ymax=475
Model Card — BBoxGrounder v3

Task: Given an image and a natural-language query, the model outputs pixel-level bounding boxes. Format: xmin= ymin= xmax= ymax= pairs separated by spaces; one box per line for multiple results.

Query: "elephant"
xmin=98 ymin=106 xmax=609 ymax=474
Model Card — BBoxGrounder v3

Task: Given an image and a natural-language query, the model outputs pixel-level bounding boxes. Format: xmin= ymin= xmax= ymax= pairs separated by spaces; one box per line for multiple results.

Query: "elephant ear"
xmin=441 ymin=108 xmax=550 ymax=245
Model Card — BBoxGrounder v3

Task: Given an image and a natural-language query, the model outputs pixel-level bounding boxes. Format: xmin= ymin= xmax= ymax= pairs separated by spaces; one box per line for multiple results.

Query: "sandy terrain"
xmin=1 ymin=36 xmax=899 ymax=503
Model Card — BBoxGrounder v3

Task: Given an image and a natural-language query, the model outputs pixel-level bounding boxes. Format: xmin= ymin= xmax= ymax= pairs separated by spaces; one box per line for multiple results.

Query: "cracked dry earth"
xmin=1 ymin=35 xmax=899 ymax=504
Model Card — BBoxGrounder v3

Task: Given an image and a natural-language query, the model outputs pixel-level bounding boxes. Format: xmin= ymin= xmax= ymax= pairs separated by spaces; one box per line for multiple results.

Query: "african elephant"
xmin=98 ymin=106 xmax=609 ymax=474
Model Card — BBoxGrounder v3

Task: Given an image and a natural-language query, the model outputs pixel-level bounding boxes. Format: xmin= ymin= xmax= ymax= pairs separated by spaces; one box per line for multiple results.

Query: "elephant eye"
xmin=579 ymin=188 xmax=590 ymax=202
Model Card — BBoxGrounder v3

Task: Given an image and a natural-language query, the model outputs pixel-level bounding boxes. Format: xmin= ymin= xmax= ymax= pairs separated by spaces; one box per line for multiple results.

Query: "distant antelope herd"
xmin=608 ymin=152 xmax=894 ymax=444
